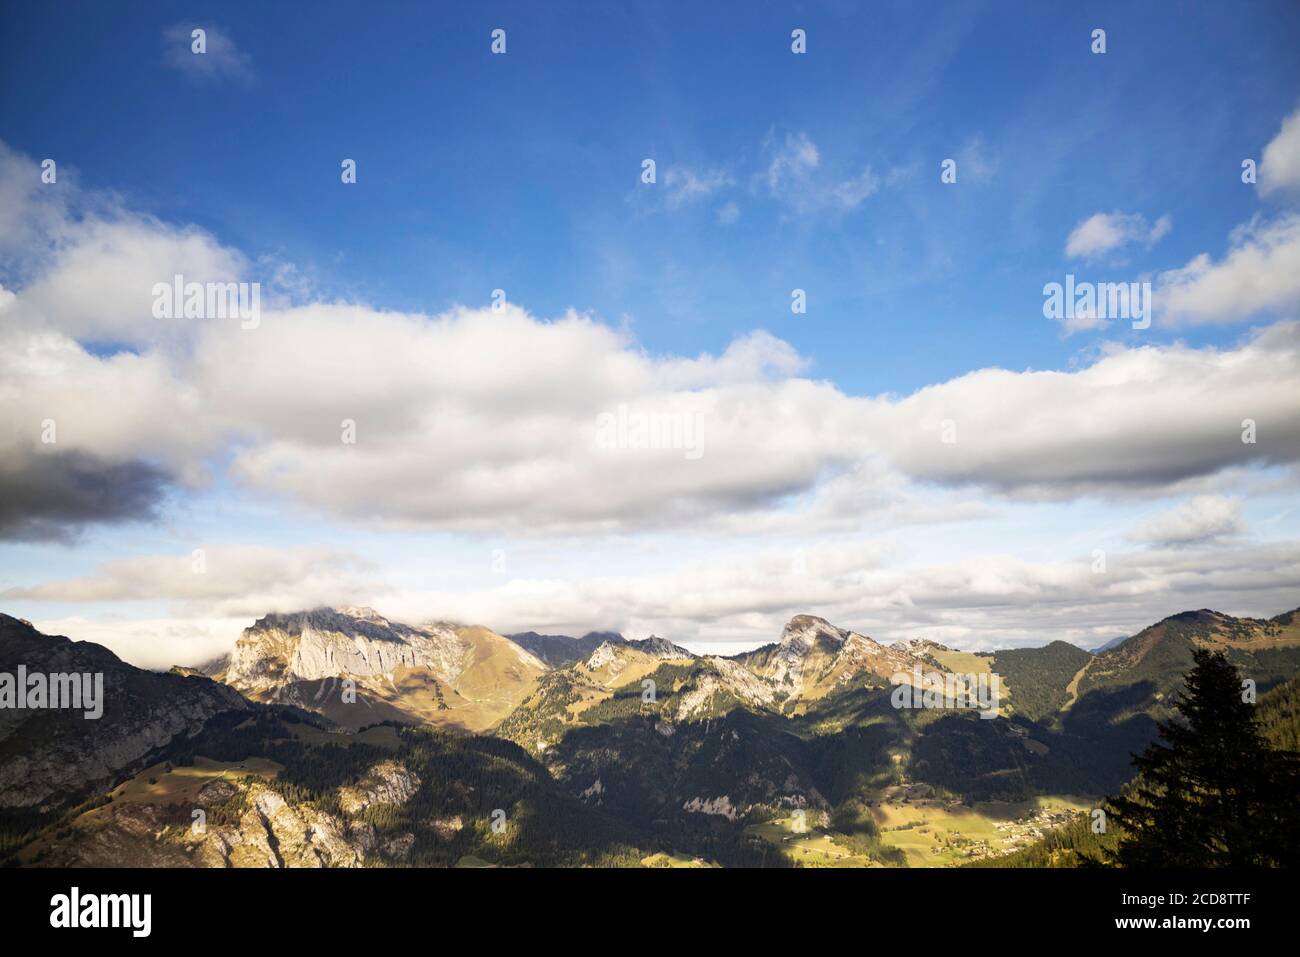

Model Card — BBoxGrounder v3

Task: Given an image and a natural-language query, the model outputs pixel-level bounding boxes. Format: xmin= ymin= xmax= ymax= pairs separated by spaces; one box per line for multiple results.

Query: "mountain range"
xmin=3 ymin=603 xmax=1299 ymax=867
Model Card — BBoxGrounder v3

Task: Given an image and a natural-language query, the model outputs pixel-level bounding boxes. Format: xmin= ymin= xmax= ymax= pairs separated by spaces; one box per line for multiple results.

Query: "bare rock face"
xmin=220 ymin=607 xmax=547 ymax=730
xmin=763 ymin=615 xmax=852 ymax=695
xmin=889 ymin=638 xmax=954 ymax=656
xmin=583 ymin=635 xmax=693 ymax=673
xmin=701 ymin=657 xmax=777 ymax=709
xmin=737 ymin=615 xmax=910 ymax=699
xmin=337 ymin=760 xmax=420 ymax=815
xmin=230 ymin=788 xmax=364 ymax=868
xmin=626 ymin=636 xmax=694 ymax=659
xmin=30 ymin=760 xmax=423 ymax=868
xmin=225 ymin=607 xmax=476 ymax=689
xmin=682 ymin=795 xmax=738 ymax=820
xmin=0 ymin=614 xmax=249 ymax=808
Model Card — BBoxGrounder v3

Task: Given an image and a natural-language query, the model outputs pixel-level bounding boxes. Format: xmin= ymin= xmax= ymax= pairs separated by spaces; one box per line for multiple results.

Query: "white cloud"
xmin=1259 ymin=103 xmax=1300 ymax=197
xmin=163 ymin=24 xmax=253 ymax=84
xmin=1156 ymin=213 xmax=1300 ymax=325
xmin=662 ymin=166 xmax=733 ymax=209
xmin=764 ymin=131 xmax=820 ymax=191
xmin=4 ymin=545 xmax=376 ymax=614
xmin=1127 ymin=495 xmax=1243 ymax=546
xmin=828 ymin=167 xmax=881 ymax=209
xmin=1066 ymin=210 xmax=1170 ymax=260
xmin=3 ymin=139 xmax=1299 ymax=548
xmin=453 ymin=538 xmax=1300 ymax=655
xmin=761 ymin=131 xmax=879 ymax=212
xmin=857 ymin=321 xmax=1300 ymax=499
xmin=19 ymin=218 xmax=249 ymax=345
xmin=24 ymin=535 xmax=1300 ymax=666
xmin=32 ymin=615 xmax=251 ymax=672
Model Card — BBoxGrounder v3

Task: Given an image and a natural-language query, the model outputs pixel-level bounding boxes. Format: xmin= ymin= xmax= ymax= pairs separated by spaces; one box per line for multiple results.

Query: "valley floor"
xmin=746 ymin=789 xmax=1093 ymax=868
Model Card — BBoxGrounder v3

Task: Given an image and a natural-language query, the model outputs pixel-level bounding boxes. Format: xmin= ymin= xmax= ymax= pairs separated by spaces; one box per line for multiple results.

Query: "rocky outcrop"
xmin=29 ymin=761 xmax=423 ymax=868
xmin=889 ymin=638 xmax=954 ymax=656
xmin=220 ymin=607 xmax=547 ymax=731
xmin=584 ymin=635 xmax=692 ymax=671
xmin=337 ymin=760 xmax=420 ymax=815
xmin=682 ymin=795 xmax=738 ymax=820
xmin=626 ymin=636 xmax=694 ymax=659
xmin=737 ymin=614 xmax=927 ymax=700
xmin=225 ymin=607 xmax=483 ymax=689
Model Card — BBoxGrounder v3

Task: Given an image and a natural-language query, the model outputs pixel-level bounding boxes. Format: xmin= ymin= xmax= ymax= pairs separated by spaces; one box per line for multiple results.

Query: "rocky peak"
xmin=753 ymin=615 xmax=927 ymax=698
xmin=778 ymin=615 xmax=852 ymax=655
xmin=336 ymin=606 xmax=387 ymax=623
xmin=225 ymin=608 xmax=470 ymax=691
xmin=889 ymin=637 xmax=953 ymax=655
xmin=585 ymin=635 xmax=692 ymax=671
xmin=627 ymin=635 xmax=694 ymax=659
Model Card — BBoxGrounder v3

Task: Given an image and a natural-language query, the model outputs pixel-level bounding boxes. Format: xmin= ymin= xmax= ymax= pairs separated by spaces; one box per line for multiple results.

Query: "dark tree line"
xmin=1105 ymin=648 xmax=1300 ymax=867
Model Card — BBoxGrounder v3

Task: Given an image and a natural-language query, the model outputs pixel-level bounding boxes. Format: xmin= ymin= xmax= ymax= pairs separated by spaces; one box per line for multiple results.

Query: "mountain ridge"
xmin=4 ymin=601 xmax=1299 ymax=867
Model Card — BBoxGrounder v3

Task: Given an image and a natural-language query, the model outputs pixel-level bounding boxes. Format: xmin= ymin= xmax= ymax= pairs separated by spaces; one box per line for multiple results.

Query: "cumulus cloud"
xmin=3 ymin=138 xmax=1299 ymax=546
xmin=0 ymin=451 xmax=170 ymax=542
xmin=162 ymin=24 xmax=253 ymax=84
xmin=0 ymin=283 xmax=221 ymax=541
xmin=856 ymin=322 xmax=1300 ymax=499
xmin=1259 ymin=103 xmax=1300 ymax=197
xmin=1065 ymin=210 xmax=1171 ymax=260
xmin=19 ymin=217 xmax=249 ymax=345
xmin=207 ymin=309 xmax=852 ymax=532
xmin=1156 ymin=213 xmax=1300 ymax=325
xmin=1127 ymin=495 xmax=1243 ymax=546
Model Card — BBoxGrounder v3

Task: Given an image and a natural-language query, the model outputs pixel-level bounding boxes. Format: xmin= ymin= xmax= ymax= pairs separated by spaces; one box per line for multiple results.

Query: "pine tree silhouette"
xmin=1105 ymin=649 xmax=1300 ymax=866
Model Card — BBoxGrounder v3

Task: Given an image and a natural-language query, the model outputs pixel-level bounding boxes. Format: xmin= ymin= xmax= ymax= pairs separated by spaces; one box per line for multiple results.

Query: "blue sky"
xmin=2 ymin=1 xmax=1300 ymax=666
xmin=5 ymin=1 xmax=1298 ymax=388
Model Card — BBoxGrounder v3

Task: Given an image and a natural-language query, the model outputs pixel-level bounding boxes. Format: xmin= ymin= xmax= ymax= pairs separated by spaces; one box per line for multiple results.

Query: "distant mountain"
xmin=508 ymin=630 xmax=625 ymax=668
xmin=890 ymin=638 xmax=954 ymax=656
xmin=0 ymin=614 xmax=248 ymax=809
xmin=496 ymin=605 xmax=1300 ymax=851
xmin=989 ymin=641 xmax=1094 ymax=722
xmin=5 ymin=603 xmax=1299 ymax=868
xmin=496 ymin=613 xmax=946 ymax=827
xmin=169 ymin=653 xmax=229 ymax=679
xmin=591 ymin=635 xmax=694 ymax=664
xmin=220 ymin=607 xmax=546 ymax=731
xmin=1089 ymin=635 xmax=1127 ymax=654
xmin=1075 ymin=608 xmax=1300 ymax=709
xmin=736 ymin=615 xmax=924 ymax=706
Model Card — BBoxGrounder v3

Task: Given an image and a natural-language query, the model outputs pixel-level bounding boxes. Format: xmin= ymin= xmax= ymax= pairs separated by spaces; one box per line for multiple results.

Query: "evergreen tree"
xmin=1105 ymin=649 xmax=1300 ymax=866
